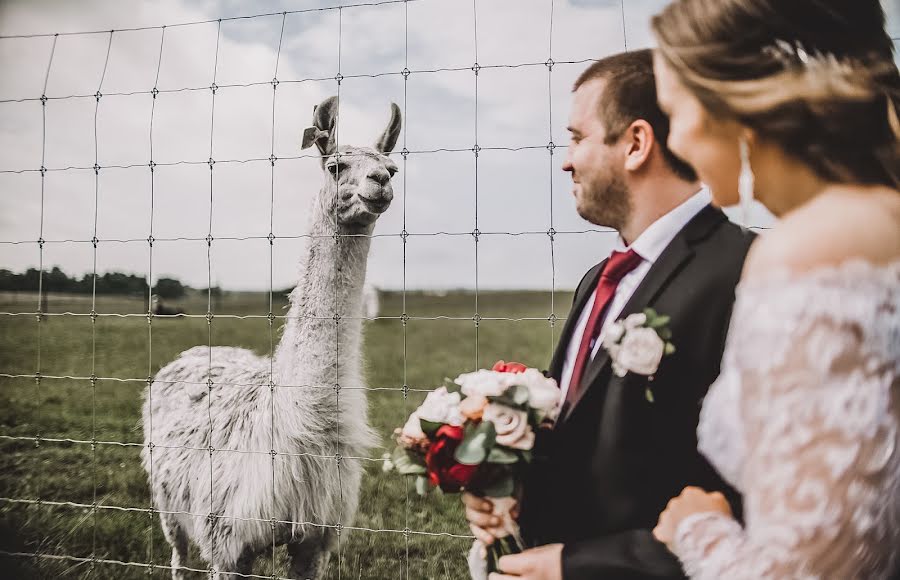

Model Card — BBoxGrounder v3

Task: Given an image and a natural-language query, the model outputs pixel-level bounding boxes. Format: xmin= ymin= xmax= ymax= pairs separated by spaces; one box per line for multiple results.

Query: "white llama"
xmin=141 ymin=96 xmax=400 ymax=580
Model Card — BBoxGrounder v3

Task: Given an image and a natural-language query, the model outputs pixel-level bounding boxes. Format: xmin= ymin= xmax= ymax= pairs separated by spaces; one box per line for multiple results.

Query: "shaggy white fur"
xmin=141 ymin=96 xmax=400 ymax=580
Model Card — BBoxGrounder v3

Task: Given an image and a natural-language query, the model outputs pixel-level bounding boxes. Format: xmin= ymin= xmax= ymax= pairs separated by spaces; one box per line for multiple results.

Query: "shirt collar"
xmin=613 ymin=187 xmax=712 ymax=264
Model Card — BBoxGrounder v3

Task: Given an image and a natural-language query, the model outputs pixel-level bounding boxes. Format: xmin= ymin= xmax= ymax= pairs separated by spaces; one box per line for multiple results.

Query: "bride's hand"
xmin=653 ymin=486 xmax=732 ymax=549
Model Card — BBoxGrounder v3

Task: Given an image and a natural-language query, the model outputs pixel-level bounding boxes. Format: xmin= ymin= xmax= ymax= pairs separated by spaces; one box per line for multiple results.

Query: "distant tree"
xmin=154 ymin=278 xmax=185 ymax=300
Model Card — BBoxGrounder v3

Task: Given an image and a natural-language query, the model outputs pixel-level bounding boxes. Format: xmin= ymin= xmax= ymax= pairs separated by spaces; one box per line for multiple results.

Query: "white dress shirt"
xmin=558 ymin=188 xmax=712 ymax=402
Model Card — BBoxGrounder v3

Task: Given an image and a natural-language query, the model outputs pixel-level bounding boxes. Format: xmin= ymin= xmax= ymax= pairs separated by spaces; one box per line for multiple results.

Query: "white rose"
xmin=512 ymin=368 xmax=559 ymax=413
xmin=482 ymin=404 xmax=535 ymax=450
xmin=400 ymin=411 xmax=426 ymax=440
xmin=623 ymin=312 xmax=647 ymax=329
xmin=455 ymin=370 xmax=513 ymax=398
xmin=417 ymin=386 xmax=464 ymax=426
xmin=615 ymin=327 xmax=665 ymax=376
xmin=602 ymin=321 xmax=626 ymax=346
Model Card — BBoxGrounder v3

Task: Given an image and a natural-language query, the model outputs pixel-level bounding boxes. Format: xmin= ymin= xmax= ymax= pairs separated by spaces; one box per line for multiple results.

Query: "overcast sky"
xmin=1 ymin=0 xmax=898 ymax=291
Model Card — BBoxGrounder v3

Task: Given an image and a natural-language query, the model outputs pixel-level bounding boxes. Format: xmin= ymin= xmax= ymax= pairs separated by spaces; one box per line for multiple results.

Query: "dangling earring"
xmin=738 ymin=137 xmax=755 ymax=225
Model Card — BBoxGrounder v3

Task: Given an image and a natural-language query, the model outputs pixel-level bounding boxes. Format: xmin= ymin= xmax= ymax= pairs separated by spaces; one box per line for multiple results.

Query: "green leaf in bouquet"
xmin=415 ymin=475 xmax=431 ymax=496
xmin=454 ymin=420 xmax=496 ymax=465
xmin=486 ymin=446 xmax=519 ymax=465
xmin=519 ymin=449 xmax=533 ymax=464
xmin=648 ymin=315 xmax=671 ymax=329
xmin=664 ymin=342 xmax=676 ymax=355
xmin=658 ymin=328 xmax=673 ymax=341
xmin=643 ymin=307 xmax=658 ymax=320
xmin=487 ymin=384 xmax=530 ymax=411
xmin=442 ymin=378 xmax=463 ymax=394
xmin=645 ymin=387 xmax=655 ymax=403
xmin=480 ymin=472 xmax=515 ymax=498
xmin=419 ymin=419 xmax=444 ymax=439
xmin=391 ymin=446 xmax=427 ymax=476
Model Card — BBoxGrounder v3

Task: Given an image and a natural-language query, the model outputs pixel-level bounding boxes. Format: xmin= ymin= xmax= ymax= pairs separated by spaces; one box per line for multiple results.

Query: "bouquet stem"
xmin=486 ymin=534 xmax=525 ymax=574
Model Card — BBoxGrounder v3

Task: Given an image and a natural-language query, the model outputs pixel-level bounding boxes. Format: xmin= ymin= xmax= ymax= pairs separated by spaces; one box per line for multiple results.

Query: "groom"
xmin=464 ymin=49 xmax=754 ymax=579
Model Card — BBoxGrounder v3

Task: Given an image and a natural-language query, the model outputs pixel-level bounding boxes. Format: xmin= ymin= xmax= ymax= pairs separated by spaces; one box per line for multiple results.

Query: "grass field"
xmin=0 ymin=288 xmax=572 ymax=579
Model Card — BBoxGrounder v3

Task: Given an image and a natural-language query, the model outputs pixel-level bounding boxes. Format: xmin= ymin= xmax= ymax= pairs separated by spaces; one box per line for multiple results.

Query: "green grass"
xmin=0 ymin=289 xmax=572 ymax=579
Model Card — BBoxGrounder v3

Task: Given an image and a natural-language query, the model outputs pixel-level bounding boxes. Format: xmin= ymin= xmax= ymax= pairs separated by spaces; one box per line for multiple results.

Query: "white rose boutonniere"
xmin=601 ymin=308 xmax=675 ymax=402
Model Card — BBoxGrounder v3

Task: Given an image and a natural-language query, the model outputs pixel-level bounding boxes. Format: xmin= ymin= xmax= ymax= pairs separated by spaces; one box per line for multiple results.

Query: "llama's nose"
xmin=367 ymin=168 xmax=390 ymax=186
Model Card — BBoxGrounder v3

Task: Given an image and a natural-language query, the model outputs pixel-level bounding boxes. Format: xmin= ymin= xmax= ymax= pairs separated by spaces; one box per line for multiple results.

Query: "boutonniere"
xmin=601 ymin=308 xmax=675 ymax=403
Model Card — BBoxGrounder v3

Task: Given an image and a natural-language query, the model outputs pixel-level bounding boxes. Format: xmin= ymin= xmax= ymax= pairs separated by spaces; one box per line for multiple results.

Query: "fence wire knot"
xmin=206 ymin=311 xmax=213 ymax=324
xmin=205 ymin=234 xmax=214 ymax=246
xmin=471 ymin=228 xmax=481 ymax=242
xmin=546 ymin=141 xmax=556 ymax=155
xmin=547 ymin=227 xmax=557 ymax=240
xmin=271 ymin=77 xmax=279 ymax=89
xmin=334 ymin=452 xmax=343 ymax=464
xmin=400 ymin=313 xmax=409 ymax=326
xmin=149 ymin=160 xmax=156 ymax=171
xmin=210 ymin=83 xmax=218 ymax=94
xmin=147 ymin=234 xmax=155 ymax=245
xmin=335 ymin=73 xmax=344 ymax=84
xmin=151 ymin=87 xmax=159 ymax=99
xmin=208 ymin=157 xmax=215 ymax=170
xmin=94 ymin=91 xmax=102 ymax=102
xmin=268 ymin=154 xmax=277 ymax=166
xmin=39 ymin=166 xmax=47 ymax=176
xmin=401 ymin=383 xmax=409 ymax=398
xmin=401 ymin=67 xmax=411 ymax=79
xmin=93 ymin=163 xmax=100 ymax=175
xmin=40 ymin=94 xmax=48 ymax=105
xmin=473 ymin=313 xmax=482 ymax=326
xmin=400 ymin=147 xmax=409 ymax=159
xmin=471 ymin=62 xmax=481 ymax=75
xmin=548 ymin=313 xmax=558 ymax=326
xmin=545 ymin=58 xmax=555 ymax=70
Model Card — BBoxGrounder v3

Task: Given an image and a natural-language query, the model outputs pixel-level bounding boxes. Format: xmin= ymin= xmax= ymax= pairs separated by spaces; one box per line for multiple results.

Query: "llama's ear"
xmin=304 ymin=96 xmax=338 ymax=157
xmin=375 ymin=102 xmax=402 ymax=154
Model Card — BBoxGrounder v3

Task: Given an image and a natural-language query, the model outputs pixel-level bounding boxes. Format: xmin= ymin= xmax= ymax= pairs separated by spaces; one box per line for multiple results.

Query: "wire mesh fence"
xmin=0 ymin=0 xmax=794 ymax=577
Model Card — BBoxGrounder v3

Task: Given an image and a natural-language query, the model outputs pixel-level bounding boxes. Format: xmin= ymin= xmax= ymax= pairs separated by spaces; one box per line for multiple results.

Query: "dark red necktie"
xmin=564 ymin=249 xmax=644 ymax=408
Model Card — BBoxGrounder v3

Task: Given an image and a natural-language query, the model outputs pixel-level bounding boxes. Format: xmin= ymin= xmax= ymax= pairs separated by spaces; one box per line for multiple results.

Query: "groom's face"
xmin=563 ymin=79 xmax=630 ymax=231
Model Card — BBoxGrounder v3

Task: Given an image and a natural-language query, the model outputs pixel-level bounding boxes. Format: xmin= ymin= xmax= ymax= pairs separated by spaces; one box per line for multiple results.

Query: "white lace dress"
xmin=673 ymin=261 xmax=900 ymax=579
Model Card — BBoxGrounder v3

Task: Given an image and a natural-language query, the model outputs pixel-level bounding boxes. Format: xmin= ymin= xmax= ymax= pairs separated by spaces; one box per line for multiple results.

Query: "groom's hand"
xmin=462 ymin=492 xmax=506 ymax=546
xmin=489 ymin=543 xmax=563 ymax=580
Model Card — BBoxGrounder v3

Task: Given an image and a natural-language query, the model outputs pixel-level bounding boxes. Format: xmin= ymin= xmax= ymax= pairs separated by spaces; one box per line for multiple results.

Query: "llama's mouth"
xmin=361 ymin=197 xmax=391 ymax=214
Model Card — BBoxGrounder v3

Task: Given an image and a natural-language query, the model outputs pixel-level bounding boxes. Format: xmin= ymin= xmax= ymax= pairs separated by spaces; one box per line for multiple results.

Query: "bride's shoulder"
xmin=743 ymin=186 xmax=900 ymax=280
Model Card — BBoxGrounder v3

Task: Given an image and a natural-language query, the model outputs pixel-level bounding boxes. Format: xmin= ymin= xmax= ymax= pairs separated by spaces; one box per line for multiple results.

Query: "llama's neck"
xmin=273 ymin=197 xmax=372 ymax=398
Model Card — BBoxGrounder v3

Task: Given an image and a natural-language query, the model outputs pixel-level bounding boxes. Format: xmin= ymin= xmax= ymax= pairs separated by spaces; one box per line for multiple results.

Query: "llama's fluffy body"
xmin=142 ymin=343 xmax=374 ymax=570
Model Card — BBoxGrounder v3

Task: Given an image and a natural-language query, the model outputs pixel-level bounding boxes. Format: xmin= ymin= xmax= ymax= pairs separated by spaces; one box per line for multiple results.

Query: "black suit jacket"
xmin=518 ymin=205 xmax=755 ymax=580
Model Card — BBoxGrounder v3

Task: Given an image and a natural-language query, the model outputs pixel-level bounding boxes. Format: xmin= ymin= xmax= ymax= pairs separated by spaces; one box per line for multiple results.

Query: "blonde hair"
xmin=652 ymin=0 xmax=900 ymax=188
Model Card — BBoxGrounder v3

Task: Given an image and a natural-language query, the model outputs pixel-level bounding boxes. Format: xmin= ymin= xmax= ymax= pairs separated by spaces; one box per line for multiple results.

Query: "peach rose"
xmin=459 ymin=395 xmax=489 ymax=421
xmin=482 ymin=404 xmax=535 ymax=450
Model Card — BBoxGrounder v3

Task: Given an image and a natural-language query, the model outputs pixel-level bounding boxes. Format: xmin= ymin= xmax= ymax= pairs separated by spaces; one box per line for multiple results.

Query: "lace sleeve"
xmin=673 ymin=261 xmax=900 ymax=580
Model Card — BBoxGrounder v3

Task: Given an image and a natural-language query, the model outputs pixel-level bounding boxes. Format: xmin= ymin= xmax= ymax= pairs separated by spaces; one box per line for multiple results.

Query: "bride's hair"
xmin=652 ymin=0 xmax=900 ymax=189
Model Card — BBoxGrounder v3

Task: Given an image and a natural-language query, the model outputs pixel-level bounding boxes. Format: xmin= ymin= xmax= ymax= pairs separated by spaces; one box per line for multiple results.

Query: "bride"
xmin=648 ymin=0 xmax=900 ymax=578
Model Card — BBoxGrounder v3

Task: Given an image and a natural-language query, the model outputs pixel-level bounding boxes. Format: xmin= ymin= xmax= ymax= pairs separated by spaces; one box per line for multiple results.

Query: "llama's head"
xmin=301 ymin=96 xmax=400 ymax=231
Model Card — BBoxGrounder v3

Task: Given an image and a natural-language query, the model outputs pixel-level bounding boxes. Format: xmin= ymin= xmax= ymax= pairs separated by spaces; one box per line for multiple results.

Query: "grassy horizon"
xmin=0 ymin=289 xmax=572 ymax=579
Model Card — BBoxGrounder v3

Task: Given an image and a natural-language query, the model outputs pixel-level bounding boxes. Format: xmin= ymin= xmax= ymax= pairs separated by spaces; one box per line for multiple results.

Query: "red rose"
xmin=425 ymin=425 xmax=479 ymax=492
xmin=492 ymin=360 xmax=528 ymax=374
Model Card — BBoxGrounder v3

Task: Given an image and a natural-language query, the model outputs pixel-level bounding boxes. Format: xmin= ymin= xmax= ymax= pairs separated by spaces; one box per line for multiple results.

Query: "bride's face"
xmin=652 ymin=52 xmax=743 ymax=208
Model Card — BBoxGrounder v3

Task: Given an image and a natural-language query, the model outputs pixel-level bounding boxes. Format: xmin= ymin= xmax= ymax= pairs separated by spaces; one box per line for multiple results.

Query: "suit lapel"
xmin=561 ymin=205 xmax=726 ymax=423
xmin=548 ymin=261 xmax=605 ymax=381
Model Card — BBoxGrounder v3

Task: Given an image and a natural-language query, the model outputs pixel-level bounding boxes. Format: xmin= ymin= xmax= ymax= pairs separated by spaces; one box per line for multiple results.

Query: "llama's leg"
xmin=159 ymin=513 xmax=189 ymax=580
xmin=286 ymin=536 xmax=332 ymax=580
xmin=215 ymin=547 xmax=256 ymax=580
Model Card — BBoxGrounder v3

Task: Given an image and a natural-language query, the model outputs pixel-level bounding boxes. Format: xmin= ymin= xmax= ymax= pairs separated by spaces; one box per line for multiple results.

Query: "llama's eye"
xmin=328 ymin=161 xmax=349 ymax=177
xmin=386 ymin=166 xmax=398 ymax=177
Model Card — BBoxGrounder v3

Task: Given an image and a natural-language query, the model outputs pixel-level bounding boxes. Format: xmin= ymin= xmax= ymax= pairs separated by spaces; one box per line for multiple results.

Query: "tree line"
xmin=0 ymin=267 xmax=191 ymax=299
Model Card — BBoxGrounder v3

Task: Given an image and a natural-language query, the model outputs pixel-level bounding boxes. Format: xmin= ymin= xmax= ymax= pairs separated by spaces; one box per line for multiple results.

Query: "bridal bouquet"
xmin=383 ymin=360 xmax=561 ymax=574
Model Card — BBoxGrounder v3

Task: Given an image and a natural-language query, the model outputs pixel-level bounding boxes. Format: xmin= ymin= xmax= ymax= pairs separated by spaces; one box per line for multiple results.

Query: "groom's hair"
xmin=574 ymin=49 xmax=698 ymax=183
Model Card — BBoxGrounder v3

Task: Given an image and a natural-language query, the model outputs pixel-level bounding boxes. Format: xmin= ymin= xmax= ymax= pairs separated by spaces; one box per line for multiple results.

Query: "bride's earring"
xmin=738 ymin=137 xmax=755 ymax=225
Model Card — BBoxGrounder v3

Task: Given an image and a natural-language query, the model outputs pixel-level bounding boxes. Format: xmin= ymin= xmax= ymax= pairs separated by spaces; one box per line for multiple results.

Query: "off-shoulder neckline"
xmin=736 ymin=258 xmax=900 ymax=293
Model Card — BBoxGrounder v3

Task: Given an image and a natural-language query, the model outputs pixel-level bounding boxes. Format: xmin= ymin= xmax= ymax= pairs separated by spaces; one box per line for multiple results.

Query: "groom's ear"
xmin=623 ymin=119 xmax=654 ymax=173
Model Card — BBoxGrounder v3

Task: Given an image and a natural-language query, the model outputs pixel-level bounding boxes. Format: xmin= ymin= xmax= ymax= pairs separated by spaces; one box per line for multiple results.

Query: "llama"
xmin=141 ymin=95 xmax=400 ymax=580
xmin=150 ymin=294 xmax=185 ymax=316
